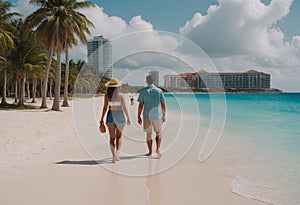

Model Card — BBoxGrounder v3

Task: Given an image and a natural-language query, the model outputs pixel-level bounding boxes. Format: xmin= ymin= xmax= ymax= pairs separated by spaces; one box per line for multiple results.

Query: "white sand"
xmin=0 ymin=97 xmax=267 ymax=205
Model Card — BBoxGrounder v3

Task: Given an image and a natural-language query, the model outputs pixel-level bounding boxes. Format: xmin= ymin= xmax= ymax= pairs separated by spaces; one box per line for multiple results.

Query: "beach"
xmin=0 ymin=96 xmax=267 ymax=205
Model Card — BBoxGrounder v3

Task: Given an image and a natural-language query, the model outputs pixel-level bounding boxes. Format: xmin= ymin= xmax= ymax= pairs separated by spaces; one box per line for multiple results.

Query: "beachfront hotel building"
xmin=149 ymin=70 xmax=160 ymax=87
xmin=164 ymin=72 xmax=198 ymax=89
xmin=164 ymin=70 xmax=271 ymax=90
xmin=87 ymin=35 xmax=113 ymax=78
xmin=198 ymin=70 xmax=270 ymax=89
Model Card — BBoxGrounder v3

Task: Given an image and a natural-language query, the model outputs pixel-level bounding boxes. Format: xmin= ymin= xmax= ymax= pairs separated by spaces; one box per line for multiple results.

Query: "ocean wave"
xmin=230 ymin=175 xmax=300 ymax=205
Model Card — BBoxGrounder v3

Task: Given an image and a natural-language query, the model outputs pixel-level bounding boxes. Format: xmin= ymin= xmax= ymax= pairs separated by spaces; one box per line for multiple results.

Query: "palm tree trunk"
xmin=41 ymin=47 xmax=54 ymax=108
xmin=32 ymin=77 xmax=37 ymax=103
xmin=9 ymin=83 xmax=12 ymax=98
xmin=23 ymin=76 xmax=26 ymax=103
xmin=19 ymin=75 xmax=26 ymax=105
xmin=1 ymin=69 xmax=8 ymax=105
xmin=17 ymin=81 xmax=21 ymax=103
xmin=49 ymin=80 xmax=53 ymax=100
xmin=62 ymin=47 xmax=70 ymax=107
xmin=26 ymin=81 xmax=30 ymax=99
xmin=52 ymin=51 xmax=62 ymax=111
xmin=40 ymin=79 xmax=43 ymax=97
xmin=14 ymin=80 xmax=18 ymax=103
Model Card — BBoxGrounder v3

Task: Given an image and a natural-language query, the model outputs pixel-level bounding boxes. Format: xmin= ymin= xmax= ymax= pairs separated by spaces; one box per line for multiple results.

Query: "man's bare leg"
xmin=155 ymin=131 xmax=162 ymax=158
xmin=146 ymin=132 xmax=152 ymax=156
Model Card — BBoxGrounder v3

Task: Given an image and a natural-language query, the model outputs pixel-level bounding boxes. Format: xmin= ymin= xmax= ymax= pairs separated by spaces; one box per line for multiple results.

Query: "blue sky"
xmin=89 ymin=0 xmax=299 ymax=40
xmin=7 ymin=0 xmax=300 ymax=91
xmin=90 ymin=0 xmax=220 ymax=33
xmin=8 ymin=0 xmax=300 ymax=39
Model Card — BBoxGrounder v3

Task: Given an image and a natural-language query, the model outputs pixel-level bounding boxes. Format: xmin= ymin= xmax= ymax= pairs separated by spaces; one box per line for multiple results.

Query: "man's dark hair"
xmin=146 ymin=75 xmax=154 ymax=84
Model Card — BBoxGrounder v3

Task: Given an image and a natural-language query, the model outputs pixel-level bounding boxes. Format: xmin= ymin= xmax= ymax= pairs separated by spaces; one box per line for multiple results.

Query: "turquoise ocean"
xmin=164 ymin=93 xmax=300 ymax=205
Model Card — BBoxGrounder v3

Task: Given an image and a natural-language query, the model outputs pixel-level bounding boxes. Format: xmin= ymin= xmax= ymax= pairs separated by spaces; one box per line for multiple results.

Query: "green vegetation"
xmin=0 ymin=0 xmax=96 ymax=110
xmin=0 ymin=103 xmax=38 ymax=110
xmin=25 ymin=0 xmax=95 ymax=110
xmin=119 ymin=83 xmax=143 ymax=94
xmin=1 ymin=0 xmax=148 ymax=111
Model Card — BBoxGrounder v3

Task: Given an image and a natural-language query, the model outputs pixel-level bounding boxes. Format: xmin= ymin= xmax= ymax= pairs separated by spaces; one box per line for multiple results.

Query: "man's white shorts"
xmin=143 ymin=118 xmax=162 ymax=133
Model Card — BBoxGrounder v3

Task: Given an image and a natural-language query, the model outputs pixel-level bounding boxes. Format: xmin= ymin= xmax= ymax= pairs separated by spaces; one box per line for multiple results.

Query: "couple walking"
xmin=99 ymin=75 xmax=166 ymax=163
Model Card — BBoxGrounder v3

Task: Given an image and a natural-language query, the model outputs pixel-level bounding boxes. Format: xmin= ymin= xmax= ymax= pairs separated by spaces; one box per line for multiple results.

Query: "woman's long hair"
xmin=107 ymin=87 xmax=119 ymax=100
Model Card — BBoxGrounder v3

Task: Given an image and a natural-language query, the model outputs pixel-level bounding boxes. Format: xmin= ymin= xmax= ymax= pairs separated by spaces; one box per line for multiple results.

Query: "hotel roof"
xmin=164 ymin=69 xmax=270 ymax=78
xmin=164 ymin=72 xmax=195 ymax=77
xmin=197 ymin=69 xmax=270 ymax=75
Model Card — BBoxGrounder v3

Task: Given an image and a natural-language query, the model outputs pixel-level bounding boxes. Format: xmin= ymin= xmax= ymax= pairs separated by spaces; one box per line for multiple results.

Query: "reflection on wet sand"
xmin=145 ymin=158 xmax=164 ymax=205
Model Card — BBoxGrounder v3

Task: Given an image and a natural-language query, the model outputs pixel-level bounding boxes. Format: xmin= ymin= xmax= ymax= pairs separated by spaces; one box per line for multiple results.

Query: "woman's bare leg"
xmin=115 ymin=126 xmax=124 ymax=160
xmin=108 ymin=125 xmax=117 ymax=162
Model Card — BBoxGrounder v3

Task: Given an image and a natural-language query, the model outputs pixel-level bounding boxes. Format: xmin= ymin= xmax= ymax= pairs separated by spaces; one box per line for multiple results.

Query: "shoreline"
xmin=163 ymin=91 xmax=286 ymax=94
xmin=0 ymin=97 xmax=268 ymax=205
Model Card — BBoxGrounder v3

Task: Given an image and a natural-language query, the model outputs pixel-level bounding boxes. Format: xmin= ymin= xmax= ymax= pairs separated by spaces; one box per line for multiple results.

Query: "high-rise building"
xmin=149 ymin=70 xmax=160 ymax=86
xmin=87 ymin=35 xmax=113 ymax=78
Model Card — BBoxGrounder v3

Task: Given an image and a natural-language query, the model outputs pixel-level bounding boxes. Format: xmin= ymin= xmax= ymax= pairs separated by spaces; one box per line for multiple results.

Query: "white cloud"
xmin=180 ymin=0 xmax=300 ymax=91
xmin=11 ymin=0 xmax=300 ymax=91
xmin=12 ymin=1 xmax=185 ymax=80
xmin=10 ymin=0 xmax=38 ymax=18
xmin=292 ymin=36 xmax=300 ymax=49
xmin=128 ymin=16 xmax=153 ymax=31
xmin=11 ymin=2 xmax=168 ymax=60
xmin=81 ymin=6 xmax=153 ymax=39
xmin=180 ymin=0 xmax=294 ymax=58
xmin=71 ymin=5 xmax=180 ymax=66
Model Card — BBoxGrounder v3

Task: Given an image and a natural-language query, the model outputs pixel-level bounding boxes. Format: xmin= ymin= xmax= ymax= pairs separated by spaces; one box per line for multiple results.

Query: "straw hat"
xmin=105 ymin=78 xmax=122 ymax=87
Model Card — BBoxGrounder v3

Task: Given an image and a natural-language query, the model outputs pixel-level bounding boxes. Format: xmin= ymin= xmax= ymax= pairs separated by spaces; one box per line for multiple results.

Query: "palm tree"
xmin=7 ymin=18 xmax=47 ymax=105
xmin=61 ymin=0 xmax=94 ymax=107
xmin=48 ymin=63 xmax=56 ymax=100
xmin=27 ymin=60 xmax=46 ymax=103
xmin=24 ymin=0 xmax=55 ymax=108
xmin=0 ymin=0 xmax=20 ymax=52
xmin=0 ymin=57 xmax=7 ymax=103
xmin=25 ymin=0 xmax=94 ymax=111
xmin=66 ymin=59 xmax=80 ymax=95
xmin=74 ymin=63 xmax=103 ymax=94
xmin=0 ymin=0 xmax=21 ymax=104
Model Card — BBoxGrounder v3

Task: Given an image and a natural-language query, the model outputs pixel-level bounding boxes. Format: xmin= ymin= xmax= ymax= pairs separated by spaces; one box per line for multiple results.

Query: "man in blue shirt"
xmin=138 ymin=75 xmax=166 ymax=157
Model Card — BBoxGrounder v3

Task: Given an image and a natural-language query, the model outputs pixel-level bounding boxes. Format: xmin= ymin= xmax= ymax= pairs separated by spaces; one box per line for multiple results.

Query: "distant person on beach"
xmin=138 ymin=75 xmax=166 ymax=158
xmin=100 ymin=78 xmax=131 ymax=163
xmin=130 ymin=96 xmax=134 ymax=105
